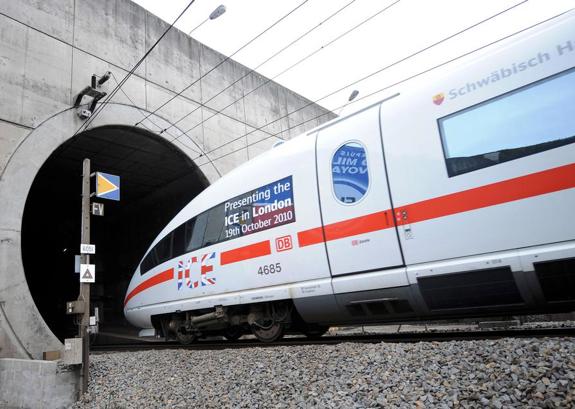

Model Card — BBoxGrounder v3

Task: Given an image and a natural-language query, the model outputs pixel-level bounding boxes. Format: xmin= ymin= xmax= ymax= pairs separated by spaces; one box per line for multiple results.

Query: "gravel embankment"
xmin=73 ymin=338 xmax=575 ymax=408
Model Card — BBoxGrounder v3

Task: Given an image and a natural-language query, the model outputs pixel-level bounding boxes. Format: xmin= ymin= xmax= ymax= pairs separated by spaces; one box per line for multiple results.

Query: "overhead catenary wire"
xmin=160 ymin=0 xmax=362 ymax=135
xmin=92 ymin=62 xmax=222 ymax=176
xmin=170 ymin=0 xmax=402 ymax=148
xmin=135 ymin=0 xmax=312 ymax=128
xmin=71 ymin=0 xmax=198 ymax=138
xmin=109 ymin=70 xmax=280 ymax=171
xmin=195 ymin=0 xmax=528 ymax=157
xmin=260 ymin=0 xmax=403 ymax=95
xmin=108 ymin=72 xmax=202 ymax=157
xmin=122 ymin=75 xmax=279 ymax=142
xmin=108 ymin=41 xmax=307 ymax=175
xmin=199 ymin=4 xmax=563 ymax=167
xmin=187 ymin=0 xmax=528 ymax=161
xmin=188 ymin=17 xmax=209 ymax=36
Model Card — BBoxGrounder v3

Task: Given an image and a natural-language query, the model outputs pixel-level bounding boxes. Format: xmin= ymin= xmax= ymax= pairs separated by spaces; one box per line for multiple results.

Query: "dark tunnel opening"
xmin=22 ymin=126 xmax=209 ymax=342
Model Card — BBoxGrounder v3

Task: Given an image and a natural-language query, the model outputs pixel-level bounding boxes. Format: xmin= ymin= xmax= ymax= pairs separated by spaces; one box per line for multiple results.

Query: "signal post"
xmin=66 ymin=158 xmax=119 ymax=397
xmin=79 ymin=158 xmax=91 ymax=395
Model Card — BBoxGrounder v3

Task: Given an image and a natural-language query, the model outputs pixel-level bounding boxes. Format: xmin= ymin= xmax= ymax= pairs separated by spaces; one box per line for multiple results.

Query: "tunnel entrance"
xmin=21 ymin=126 xmax=209 ymax=342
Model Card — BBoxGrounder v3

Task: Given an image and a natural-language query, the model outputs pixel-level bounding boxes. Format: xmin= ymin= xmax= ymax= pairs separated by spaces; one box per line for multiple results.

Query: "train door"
xmin=316 ymin=105 xmax=403 ymax=276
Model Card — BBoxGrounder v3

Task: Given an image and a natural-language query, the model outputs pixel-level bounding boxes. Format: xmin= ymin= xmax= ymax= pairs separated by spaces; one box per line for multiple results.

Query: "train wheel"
xmin=251 ymin=321 xmax=284 ymax=343
xmin=302 ymin=325 xmax=329 ymax=339
xmin=223 ymin=326 xmax=243 ymax=342
xmin=175 ymin=330 xmax=197 ymax=345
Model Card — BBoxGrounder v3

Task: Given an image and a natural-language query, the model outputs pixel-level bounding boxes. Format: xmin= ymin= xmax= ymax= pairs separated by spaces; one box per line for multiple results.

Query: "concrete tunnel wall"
xmin=0 ymin=105 xmax=198 ymax=358
xmin=0 ymin=0 xmax=336 ymax=359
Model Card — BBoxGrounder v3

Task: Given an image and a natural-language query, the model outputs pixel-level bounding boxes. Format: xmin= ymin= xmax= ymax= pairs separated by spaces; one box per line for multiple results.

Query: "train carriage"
xmin=124 ymin=10 xmax=575 ymax=342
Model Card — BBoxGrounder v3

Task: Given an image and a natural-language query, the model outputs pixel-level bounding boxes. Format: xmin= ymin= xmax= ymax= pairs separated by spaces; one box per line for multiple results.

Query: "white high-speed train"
xmin=124 ymin=11 xmax=575 ymax=342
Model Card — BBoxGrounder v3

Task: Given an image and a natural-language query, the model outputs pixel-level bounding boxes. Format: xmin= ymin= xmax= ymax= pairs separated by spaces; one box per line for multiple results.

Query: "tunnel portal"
xmin=21 ymin=125 xmax=209 ymax=341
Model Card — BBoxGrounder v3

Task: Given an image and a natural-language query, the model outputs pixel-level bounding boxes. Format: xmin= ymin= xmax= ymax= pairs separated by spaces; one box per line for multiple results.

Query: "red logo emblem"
xmin=275 ymin=235 xmax=293 ymax=252
xmin=433 ymin=93 xmax=445 ymax=105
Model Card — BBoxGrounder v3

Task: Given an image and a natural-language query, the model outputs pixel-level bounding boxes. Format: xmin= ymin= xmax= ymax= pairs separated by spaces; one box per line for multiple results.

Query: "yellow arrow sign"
xmin=97 ymin=174 xmax=117 ymax=195
xmin=96 ymin=172 xmax=120 ymax=201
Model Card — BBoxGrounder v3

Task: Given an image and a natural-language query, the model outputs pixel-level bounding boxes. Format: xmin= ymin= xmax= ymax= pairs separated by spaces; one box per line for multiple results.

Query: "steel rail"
xmin=91 ymin=326 xmax=575 ymax=353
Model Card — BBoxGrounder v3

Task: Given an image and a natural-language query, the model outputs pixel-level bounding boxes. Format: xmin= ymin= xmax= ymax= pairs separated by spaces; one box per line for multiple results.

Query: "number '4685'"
xmin=258 ymin=263 xmax=281 ymax=275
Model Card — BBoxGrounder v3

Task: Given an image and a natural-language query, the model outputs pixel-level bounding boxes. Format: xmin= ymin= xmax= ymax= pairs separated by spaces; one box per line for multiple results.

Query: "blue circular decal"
xmin=332 ymin=142 xmax=369 ymax=204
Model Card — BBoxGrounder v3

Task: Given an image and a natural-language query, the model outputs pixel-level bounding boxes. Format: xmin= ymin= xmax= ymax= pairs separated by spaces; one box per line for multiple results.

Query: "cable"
xmin=71 ymin=0 xmax=198 ymax=139
xmin=132 ymin=81 xmax=279 ymax=141
xmin=267 ymin=0 xmax=402 ymax=89
xmin=108 ymin=72 xmax=201 ymax=156
xmin=170 ymin=0 xmax=401 ymax=148
xmin=196 ymin=0 xmax=527 ymax=157
xmin=136 ymin=0 xmax=311 ymax=128
xmin=199 ymin=6 xmax=564 ymax=166
xmin=161 ymin=0 xmax=361 ymax=134
xmin=189 ymin=0 xmax=528 ymax=159
xmin=91 ymin=71 xmax=223 ymax=176
xmin=189 ymin=17 xmax=209 ymax=36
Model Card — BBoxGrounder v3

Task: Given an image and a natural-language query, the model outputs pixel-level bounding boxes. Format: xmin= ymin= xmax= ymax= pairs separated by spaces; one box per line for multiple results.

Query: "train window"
xmin=141 ymin=233 xmax=173 ymax=275
xmin=172 ymin=224 xmax=185 ymax=257
xmin=188 ymin=212 xmax=208 ymax=247
xmin=140 ymin=249 xmax=157 ymax=274
xmin=154 ymin=234 xmax=173 ymax=265
xmin=439 ymin=67 xmax=575 ymax=177
xmin=202 ymin=204 xmax=225 ymax=247
xmin=181 ymin=219 xmax=195 ymax=252
xmin=332 ymin=142 xmax=369 ymax=204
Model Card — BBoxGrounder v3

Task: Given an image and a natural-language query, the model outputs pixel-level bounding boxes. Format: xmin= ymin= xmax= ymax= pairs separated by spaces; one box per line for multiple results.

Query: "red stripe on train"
xmin=300 ymin=163 xmax=575 ymax=246
xmin=298 ymin=210 xmax=392 ymax=247
xmin=124 ymin=268 xmax=173 ymax=306
xmin=396 ymin=162 xmax=575 ymax=226
xmin=297 ymin=227 xmax=324 ymax=247
xmin=220 ymin=240 xmax=271 ymax=265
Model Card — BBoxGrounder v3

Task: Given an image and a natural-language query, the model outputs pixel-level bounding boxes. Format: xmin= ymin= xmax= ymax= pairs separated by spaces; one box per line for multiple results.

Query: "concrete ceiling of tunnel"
xmin=48 ymin=125 xmax=200 ymax=203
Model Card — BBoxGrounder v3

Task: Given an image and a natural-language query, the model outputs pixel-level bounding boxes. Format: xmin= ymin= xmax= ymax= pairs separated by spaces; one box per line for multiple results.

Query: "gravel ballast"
xmin=73 ymin=338 xmax=575 ymax=408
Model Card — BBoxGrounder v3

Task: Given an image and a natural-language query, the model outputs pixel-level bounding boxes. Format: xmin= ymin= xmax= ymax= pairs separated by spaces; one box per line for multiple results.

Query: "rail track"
xmin=91 ymin=326 xmax=575 ymax=353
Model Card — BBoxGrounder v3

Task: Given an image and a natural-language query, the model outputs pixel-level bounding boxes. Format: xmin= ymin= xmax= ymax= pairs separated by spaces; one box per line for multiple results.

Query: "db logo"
xmin=275 ymin=235 xmax=293 ymax=252
xmin=432 ymin=93 xmax=445 ymax=105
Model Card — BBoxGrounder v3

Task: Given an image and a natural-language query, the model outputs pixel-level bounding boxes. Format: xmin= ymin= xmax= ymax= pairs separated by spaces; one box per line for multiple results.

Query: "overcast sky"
xmin=133 ymin=0 xmax=574 ymax=113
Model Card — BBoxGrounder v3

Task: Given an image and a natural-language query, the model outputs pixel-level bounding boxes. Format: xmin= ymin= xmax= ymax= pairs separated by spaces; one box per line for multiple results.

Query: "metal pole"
xmin=79 ymin=158 xmax=91 ymax=395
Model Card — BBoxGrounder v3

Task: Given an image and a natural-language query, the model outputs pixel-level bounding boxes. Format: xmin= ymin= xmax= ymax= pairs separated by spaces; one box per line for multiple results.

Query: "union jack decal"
xmin=177 ymin=260 xmax=186 ymax=290
xmin=176 ymin=252 xmax=216 ymax=290
xmin=200 ymin=252 xmax=216 ymax=286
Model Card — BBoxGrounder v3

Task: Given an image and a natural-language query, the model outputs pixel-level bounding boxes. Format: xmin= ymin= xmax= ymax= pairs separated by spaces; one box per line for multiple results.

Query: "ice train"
xmin=124 ymin=11 xmax=575 ymax=342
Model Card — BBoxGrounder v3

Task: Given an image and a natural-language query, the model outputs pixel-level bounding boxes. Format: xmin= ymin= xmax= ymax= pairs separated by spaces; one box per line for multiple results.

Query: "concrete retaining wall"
xmin=0 ymin=358 xmax=79 ymax=408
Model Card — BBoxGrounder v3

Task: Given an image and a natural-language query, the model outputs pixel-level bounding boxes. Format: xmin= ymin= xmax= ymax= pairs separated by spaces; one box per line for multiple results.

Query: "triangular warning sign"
xmin=82 ymin=268 xmax=93 ymax=279
xmin=97 ymin=174 xmax=118 ymax=195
